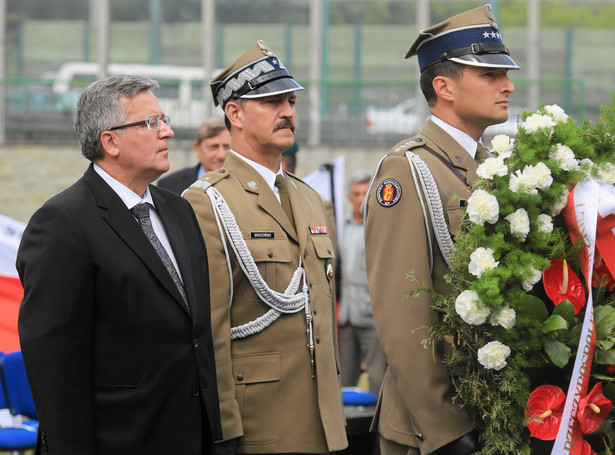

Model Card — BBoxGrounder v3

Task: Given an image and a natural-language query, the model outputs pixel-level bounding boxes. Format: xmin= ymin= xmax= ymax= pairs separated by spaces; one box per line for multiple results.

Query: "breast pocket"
xmin=244 ymin=237 xmax=292 ymax=301
xmin=446 ymin=205 xmax=465 ymax=237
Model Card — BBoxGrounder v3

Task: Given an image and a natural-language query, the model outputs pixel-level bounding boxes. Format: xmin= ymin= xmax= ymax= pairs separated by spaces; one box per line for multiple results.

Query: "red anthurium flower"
xmin=525 ymin=385 xmax=566 ymax=440
xmin=576 ymin=382 xmax=613 ymax=434
xmin=543 ymin=258 xmax=586 ymax=315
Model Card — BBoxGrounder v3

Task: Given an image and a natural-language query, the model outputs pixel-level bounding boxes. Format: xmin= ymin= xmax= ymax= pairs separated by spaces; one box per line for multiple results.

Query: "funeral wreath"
xmin=410 ymin=97 xmax=615 ymax=454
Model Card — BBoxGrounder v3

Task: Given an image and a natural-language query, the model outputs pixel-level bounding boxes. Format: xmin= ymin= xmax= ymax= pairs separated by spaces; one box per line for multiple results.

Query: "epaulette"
xmin=183 ymin=168 xmax=230 ymax=195
xmin=389 ymin=136 xmax=427 ymax=156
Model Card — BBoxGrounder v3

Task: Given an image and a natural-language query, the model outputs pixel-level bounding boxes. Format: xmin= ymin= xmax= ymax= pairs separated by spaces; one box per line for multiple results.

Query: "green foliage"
xmin=427 ymin=98 xmax=615 ymax=453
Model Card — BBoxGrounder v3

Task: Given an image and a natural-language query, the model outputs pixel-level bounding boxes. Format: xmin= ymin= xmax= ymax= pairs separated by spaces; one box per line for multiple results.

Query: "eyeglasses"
xmin=109 ymin=115 xmax=171 ymax=131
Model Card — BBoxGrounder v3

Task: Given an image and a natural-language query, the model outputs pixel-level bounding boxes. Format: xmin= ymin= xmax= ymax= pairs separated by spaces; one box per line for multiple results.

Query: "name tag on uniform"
xmin=250 ymin=231 xmax=275 ymax=239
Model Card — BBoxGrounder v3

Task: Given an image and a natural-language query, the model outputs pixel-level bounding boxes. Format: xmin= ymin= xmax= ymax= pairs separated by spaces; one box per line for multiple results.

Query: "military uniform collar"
xmin=431 ymin=115 xmax=481 ymax=159
xmin=230 ymin=149 xmax=281 ymax=194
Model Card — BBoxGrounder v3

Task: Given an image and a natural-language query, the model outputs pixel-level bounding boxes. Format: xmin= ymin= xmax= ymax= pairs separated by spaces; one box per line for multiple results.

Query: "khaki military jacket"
xmin=184 ymin=152 xmax=347 ymax=454
xmin=364 ymin=120 xmax=478 ymax=454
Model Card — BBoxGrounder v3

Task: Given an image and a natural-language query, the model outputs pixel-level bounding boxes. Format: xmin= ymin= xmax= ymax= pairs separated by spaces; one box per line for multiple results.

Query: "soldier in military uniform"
xmin=364 ymin=5 xmax=519 ymax=455
xmin=183 ymin=41 xmax=347 ymax=455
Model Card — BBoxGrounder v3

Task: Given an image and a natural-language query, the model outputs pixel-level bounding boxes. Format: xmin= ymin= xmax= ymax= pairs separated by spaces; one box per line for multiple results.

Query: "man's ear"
xmin=100 ymin=131 xmax=120 ymax=157
xmin=225 ymin=101 xmax=243 ymax=130
xmin=432 ymin=75 xmax=455 ymax=103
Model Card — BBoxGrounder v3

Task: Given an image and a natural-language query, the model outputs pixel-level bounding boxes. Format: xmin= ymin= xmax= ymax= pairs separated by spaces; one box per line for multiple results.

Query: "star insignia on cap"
xmin=247 ymin=181 xmax=258 ymax=190
xmin=483 ymin=31 xmax=491 ymax=38
xmin=491 ymin=31 xmax=497 ymax=38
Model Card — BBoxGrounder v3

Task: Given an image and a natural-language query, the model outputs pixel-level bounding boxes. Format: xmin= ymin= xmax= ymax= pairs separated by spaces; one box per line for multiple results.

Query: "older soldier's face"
xmin=448 ymin=66 xmax=515 ymax=139
xmin=240 ymin=92 xmax=297 ymax=154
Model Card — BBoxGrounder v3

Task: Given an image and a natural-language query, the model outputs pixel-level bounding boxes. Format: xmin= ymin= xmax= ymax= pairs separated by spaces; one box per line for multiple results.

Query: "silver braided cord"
xmin=407 ymin=154 xmax=434 ymax=274
xmin=188 ymin=179 xmax=311 ymax=341
xmin=406 ymin=152 xmax=454 ymax=267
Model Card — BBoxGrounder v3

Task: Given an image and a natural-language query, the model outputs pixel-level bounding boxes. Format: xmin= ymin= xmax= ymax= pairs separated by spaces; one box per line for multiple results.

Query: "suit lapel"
xmin=152 ymin=189 xmax=195 ymax=317
xmin=84 ymin=167 xmax=191 ymax=316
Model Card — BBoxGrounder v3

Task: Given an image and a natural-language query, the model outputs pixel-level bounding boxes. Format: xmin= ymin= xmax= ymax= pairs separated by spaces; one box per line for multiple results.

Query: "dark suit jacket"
xmin=17 ymin=165 xmax=222 ymax=455
xmin=157 ymin=163 xmax=200 ymax=195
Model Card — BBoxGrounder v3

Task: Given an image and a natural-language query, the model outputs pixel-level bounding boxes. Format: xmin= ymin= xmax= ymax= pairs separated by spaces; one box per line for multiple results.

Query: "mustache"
xmin=273 ymin=119 xmax=295 ymax=133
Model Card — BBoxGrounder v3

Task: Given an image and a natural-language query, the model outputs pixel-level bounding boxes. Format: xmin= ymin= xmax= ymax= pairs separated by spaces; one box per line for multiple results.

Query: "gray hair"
xmin=347 ymin=168 xmax=373 ymax=194
xmin=74 ymin=74 xmax=160 ymax=161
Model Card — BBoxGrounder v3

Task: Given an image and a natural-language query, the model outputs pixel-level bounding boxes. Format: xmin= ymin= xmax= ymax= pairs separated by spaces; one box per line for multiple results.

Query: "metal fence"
xmin=1 ymin=74 xmax=592 ymax=145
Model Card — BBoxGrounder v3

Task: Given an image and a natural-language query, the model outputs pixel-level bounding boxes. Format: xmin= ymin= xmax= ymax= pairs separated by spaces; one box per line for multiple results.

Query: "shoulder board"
xmin=389 ymin=136 xmax=426 ymax=156
xmin=184 ymin=168 xmax=229 ymax=194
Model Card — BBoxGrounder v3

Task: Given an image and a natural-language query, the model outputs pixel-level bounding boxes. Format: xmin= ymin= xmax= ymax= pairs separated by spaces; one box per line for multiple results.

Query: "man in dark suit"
xmin=157 ymin=116 xmax=230 ymax=195
xmin=17 ymin=74 xmax=222 ymax=455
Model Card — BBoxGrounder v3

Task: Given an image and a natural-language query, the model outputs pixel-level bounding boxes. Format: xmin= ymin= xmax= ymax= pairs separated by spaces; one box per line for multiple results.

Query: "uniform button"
xmin=304 ymin=252 xmax=308 ymax=259
xmin=313 ymin=308 xmax=318 ymax=315
xmin=416 ymin=138 xmax=423 ymax=142
xmin=192 ymin=388 xmax=200 ymax=397
xmin=309 ymin=280 xmax=313 ymax=287
xmin=219 ymin=169 xmax=225 ymax=173
xmin=193 ymin=339 xmax=199 ymax=348
xmin=237 ymin=373 xmax=244 ymax=381
xmin=327 ymin=248 xmax=332 ymax=254
xmin=268 ymin=251 xmax=273 ymax=258
xmin=315 ymin=336 xmax=321 ymax=344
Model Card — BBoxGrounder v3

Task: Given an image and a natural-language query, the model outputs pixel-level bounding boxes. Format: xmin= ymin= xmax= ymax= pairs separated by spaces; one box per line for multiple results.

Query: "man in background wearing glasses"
xmin=16 ymin=74 xmax=222 ymax=455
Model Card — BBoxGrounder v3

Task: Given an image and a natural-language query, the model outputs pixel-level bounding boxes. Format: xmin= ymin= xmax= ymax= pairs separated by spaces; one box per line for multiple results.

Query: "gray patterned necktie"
xmin=130 ymin=203 xmax=190 ymax=311
xmin=275 ymin=174 xmax=295 ymax=229
xmin=475 ymin=142 xmax=489 ymax=164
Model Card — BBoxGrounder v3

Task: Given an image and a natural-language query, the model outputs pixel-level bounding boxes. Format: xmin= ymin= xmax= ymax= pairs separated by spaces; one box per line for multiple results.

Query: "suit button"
xmin=315 ymin=336 xmax=321 ymax=344
xmin=192 ymin=388 xmax=200 ymax=397
xmin=193 ymin=339 xmax=199 ymax=348
xmin=237 ymin=373 xmax=244 ymax=381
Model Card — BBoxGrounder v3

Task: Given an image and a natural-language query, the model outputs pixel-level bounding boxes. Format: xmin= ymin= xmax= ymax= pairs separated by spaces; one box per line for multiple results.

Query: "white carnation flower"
xmin=489 ymin=305 xmax=516 ymax=330
xmin=505 ymin=208 xmax=531 ymax=241
xmin=522 ymin=113 xmax=556 ymax=136
xmin=478 ymin=340 xmax=511 ymax=371
xmin=468 ymin=247 xmax=499 ymax=278
xmin=551 ymin=189 xmax=570 ymax=216
xmin=477 ymin=157 xmax=508 ymax=180
xmin=580 ymin=158 xmax=595 ymax=174
xmin=522 ymin=267 xmax=542 ymax=291
xmin=467 ymin=189 xmax=500 ymax=226
xmin=531 ymin=162 xmax=554 ymax=189
xmin=544 ymin=104 xmax=569 ymax=123
xmin=455 ymin=290 xmax=491 ymax=325
xmin=537 ymin=214 xmax=554 ymax=234
xmin=549 ymin=143 xmax=579 ymax=171
xmin=490 ymin=134 xmax=515 ymax=159
xmin=596 ymin=162 xmax=615 ymax=185
xmin=509 ymin=168 xmax=538 ymax=194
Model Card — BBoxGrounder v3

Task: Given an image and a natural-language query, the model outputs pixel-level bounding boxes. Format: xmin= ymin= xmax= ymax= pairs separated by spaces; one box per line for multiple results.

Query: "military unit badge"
xmin=376 ymin=178 xmax=402 ymax=207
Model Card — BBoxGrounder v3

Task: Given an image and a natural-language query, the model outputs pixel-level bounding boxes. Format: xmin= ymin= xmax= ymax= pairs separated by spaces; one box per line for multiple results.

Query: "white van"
xmin=50 ymin=62 xmax=220 ymax=129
